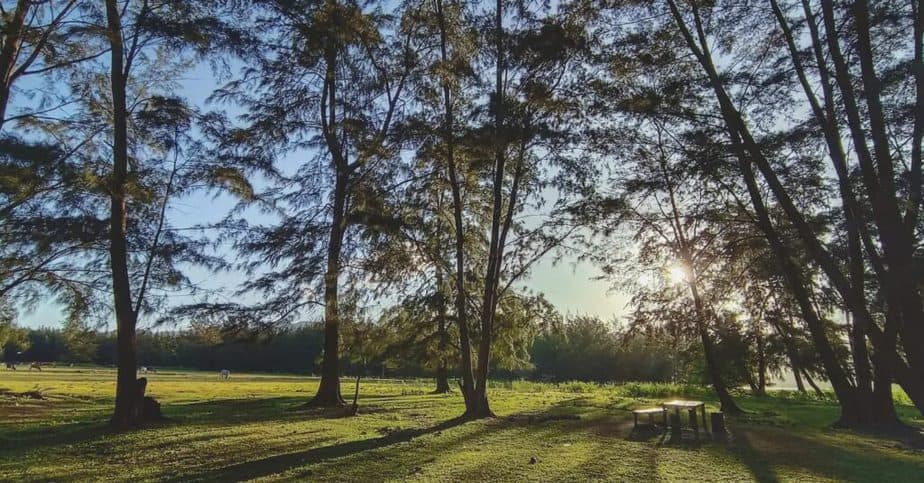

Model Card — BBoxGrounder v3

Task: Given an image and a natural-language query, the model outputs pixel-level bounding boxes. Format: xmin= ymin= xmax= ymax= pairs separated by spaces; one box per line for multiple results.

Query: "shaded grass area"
xmin=1 ymin=368 xmax=922 ymax=482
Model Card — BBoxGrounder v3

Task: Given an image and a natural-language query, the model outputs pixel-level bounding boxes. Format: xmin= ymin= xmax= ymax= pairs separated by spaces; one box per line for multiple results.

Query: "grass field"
xmin=1 ymin=367 xmax=923 ymax=482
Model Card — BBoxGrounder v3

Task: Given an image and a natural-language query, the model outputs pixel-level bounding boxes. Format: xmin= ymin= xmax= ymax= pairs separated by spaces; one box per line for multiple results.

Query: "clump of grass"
xmin=767 ymin=389 xmax=837 ymax=404
xmin=614 ymin=381 xmax=710 ymax=399
xmin=559 ymin=381 xmax=599 ymax=393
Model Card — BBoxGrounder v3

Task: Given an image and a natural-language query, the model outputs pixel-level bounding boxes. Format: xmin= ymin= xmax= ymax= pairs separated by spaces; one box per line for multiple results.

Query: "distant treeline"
xmin=4 ymin=318 xmax=688 ymax=383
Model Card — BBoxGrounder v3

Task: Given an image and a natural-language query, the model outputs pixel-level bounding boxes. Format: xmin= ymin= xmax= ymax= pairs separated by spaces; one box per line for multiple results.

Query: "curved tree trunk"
xmin=688 ymin=281 xmax=742 ymax=415
xmin=802 ymin=368 xmax=825 ymax=398
xmin=792 ymin=361 xmax=806 ymax=393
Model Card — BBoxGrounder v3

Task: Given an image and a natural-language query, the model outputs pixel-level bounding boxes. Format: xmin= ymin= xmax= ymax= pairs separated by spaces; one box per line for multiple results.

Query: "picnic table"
xmin=662 ymin=399 xmax=707 ymax=433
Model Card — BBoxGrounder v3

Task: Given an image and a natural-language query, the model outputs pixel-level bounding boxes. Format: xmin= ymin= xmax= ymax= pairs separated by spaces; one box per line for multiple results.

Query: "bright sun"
xmin=668 ymin=263 xmax=690 ymax=285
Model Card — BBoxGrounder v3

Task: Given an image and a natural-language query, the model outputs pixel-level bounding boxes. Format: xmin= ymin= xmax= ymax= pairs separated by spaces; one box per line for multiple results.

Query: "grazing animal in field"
xmin=219 ymin=369 xmax=231 ymax=380
xmin=139 ymin=366 xmax=148 ymax=374
xmin=4 ymin=362 xmax=15 ymax=370
xmin=29 ymin=362 xmax=42 ymax=371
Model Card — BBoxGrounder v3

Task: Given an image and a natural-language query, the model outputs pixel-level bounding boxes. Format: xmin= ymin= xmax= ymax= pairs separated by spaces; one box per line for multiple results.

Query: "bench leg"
xmin=701 ymin=406 xmax=707 ymax=432
xmin=689 ymin=408 xmax=699 ymax=441
xmin=634 ymin=413 xmax=638 ymax=427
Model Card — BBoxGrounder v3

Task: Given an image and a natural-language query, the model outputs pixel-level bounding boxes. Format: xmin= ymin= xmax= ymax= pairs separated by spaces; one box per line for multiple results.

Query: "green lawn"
xmin=1 ymin=367 xmax=922 ymax=482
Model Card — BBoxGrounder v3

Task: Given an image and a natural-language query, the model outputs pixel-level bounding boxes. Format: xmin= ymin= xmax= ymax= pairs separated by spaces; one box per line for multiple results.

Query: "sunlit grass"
xmin=1 ymin=367 xmax=922 ymax=482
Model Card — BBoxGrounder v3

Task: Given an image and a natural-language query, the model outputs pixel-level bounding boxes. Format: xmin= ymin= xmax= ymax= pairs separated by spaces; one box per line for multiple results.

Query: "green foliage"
xmin=531 ymin=316 xmax=674 ymax=382
xmin=0 ymin=318 xmax=28 ymax=361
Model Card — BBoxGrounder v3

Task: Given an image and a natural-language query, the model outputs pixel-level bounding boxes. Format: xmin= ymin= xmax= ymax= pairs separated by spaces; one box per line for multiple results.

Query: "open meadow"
xmin=1 ymin=367 xmax=922 ymax=482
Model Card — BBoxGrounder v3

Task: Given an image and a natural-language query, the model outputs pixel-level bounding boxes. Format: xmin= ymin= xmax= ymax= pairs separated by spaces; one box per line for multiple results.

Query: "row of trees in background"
xmin=1 ymin=0 xmax=921 ymax=429
xmin=5 ymin=315 xmax=831 ymax=391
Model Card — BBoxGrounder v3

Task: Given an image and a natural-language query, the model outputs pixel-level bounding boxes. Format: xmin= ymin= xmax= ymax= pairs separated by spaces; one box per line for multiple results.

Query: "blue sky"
xmin=15 ymin=62 xmax=630 ymax=329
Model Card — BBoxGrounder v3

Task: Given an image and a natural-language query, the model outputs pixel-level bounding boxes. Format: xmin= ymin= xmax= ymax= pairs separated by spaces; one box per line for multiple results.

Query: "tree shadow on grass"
xmin=0 ymin=418 xmax=112 ymax=454
xmin=179 ymin=416 xmax=470 ymax=482
xmin=0 ymin=396 xmax=321 ymax=457
xmin=727 ymin=425 xmax=924 ymax=482
xmin=730 ymin=430 xmax=779 ymax=483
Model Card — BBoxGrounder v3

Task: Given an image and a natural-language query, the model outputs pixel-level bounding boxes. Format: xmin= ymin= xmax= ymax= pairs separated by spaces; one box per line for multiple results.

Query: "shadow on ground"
xmin=181 ymin=417 xmax=470 ymax=482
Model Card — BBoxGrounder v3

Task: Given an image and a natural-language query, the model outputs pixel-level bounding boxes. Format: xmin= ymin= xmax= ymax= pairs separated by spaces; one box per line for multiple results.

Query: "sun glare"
xmin=668 ymin=263 xmax=690 ymax=285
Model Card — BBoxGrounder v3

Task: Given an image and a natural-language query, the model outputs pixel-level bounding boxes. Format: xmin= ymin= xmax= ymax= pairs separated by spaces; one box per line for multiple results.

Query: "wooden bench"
xmin=633 ymin=407 xmax=667 ymax=427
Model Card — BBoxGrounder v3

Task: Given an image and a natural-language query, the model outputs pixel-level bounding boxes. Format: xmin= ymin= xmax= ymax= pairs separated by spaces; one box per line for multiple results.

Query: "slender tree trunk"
xmin=309 ymin=21 xmax=350 ymax=408
xmin=310 ymin=172 xmax=347 ymax=407
xmin=465 ymin=0 xmax=508 ymax=419
xmin=434 ymin=0 xmax=475 ymax=410
xmin=792 ymin=359 xmax=806 ymax=393
xmin=756 ymin=318 xmax=767 ymax=397
xmin=106 ymin=0 xmax=142 ymax=428
xmin=688 ymin=281 xmax=742 ymax=414
xmin=802 ymin=368 xmax=825 ymax=398
xmin=434 ymin=262 xmax=451 ymax=394
xmin=655 ymin=131 xmax=740 ymax=413
xmin=746 ymin=373 xmax=758 ymax=395
xmin=771 ymin=315 xmax=805 ymax=393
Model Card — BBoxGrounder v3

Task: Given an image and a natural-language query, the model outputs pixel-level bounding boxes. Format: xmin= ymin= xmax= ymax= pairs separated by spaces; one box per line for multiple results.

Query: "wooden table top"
xmin=662 ymin=400 xmax=705 ymax=408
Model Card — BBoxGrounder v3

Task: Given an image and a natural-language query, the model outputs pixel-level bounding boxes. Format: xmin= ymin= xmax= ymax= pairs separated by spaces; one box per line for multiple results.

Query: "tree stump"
xmin=711 ymin=411 xmax=727 ymax=441
xmin=133 ymin=377 xmax=163 ymax=422
xmin=142 ymin=396 xmax=163 ymax=420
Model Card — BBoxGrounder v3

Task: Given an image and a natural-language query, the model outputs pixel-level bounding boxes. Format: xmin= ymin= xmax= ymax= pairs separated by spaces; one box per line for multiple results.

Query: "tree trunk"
xmin=435 ymin=0 xmax=475 ymax=411
xmin=434 ymin=265 xmax=451 ymax=394
xmin=106 ymin=0 xmax=143 ymax=428
xmin=348 ymin=375 xmax=361 ymax=416
xmin=746 ymin=373 xmax=758 ymax=395
xmin=435 ymin=364 xmax=450 ymax=394
xmin=688 ymin=282 xmax=742 ymax=415
xmin=802 ymin=368 xmax=825 ymax=398
xmin=467 ymin=338 xmax=494 ymax=418
xmin=772 ymin=315 xmax=806 ymax=393
xmin=870 ymin=351 xmax=899 ymax=425
xmin=464 ymin=0 xmax=507 ymax=420
xmin=756 ymin=320 xmax=767 ymax=397
xmin=846 ymin=311 xmax=873 ymax=397
xmin=792 ymin=360 xmax=806 ymax=393
xmin=309 ymin=171 xmax=347 ymax=407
